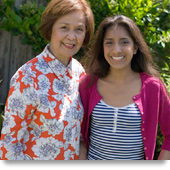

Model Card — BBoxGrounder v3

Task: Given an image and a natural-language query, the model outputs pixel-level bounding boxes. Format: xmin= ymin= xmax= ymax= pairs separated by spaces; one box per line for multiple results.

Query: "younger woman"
xmin=79 ymin=15 xmax=170 ymax=160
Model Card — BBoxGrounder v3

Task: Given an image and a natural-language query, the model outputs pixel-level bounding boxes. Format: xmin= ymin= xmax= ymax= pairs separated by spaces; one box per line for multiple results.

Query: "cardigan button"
xmin=143 ymin=137 xmax=146 ymax=140
xmin=146 ymin=157 xmax=149 ymax=160
xmin=144 ymin=147 xmax=147 ymax=150
xmin=142 ymin=128 xmax=145 ymax=131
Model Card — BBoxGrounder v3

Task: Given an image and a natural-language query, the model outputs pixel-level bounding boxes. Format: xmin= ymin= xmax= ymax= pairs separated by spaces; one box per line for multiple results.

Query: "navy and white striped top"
xmin=87 ymin=99 xmax=145 ymax=160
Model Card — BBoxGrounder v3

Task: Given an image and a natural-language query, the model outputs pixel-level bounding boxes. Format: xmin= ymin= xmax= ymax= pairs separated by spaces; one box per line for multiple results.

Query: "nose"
xmin=67 ymin=30 xmax=76 ymax=40
xmin=113 ymin=43 xmax=121 ymax=53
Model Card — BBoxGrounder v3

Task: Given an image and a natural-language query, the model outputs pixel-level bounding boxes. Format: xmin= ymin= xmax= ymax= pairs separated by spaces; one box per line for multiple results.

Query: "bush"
xmin=0 ymin=0 xmax=49 ymax=52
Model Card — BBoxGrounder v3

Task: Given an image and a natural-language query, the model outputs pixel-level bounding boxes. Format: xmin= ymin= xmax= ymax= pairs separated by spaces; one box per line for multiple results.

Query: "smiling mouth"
xmin=111 ymin=56 xmax=125 ymax=61
xmin=63 ymin=43 xmax=75 ymax=49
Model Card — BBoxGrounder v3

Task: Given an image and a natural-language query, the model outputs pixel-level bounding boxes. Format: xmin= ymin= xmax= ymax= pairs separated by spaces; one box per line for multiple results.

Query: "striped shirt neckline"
xmin=87 ymin=99 xmax=145 ymax=160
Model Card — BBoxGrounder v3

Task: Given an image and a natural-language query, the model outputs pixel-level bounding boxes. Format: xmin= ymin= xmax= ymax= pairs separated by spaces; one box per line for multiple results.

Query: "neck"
xmin=106 ymin=68 xmax=138 ymax=84
xmin=48 ymin=45 xmax=71 ymax=67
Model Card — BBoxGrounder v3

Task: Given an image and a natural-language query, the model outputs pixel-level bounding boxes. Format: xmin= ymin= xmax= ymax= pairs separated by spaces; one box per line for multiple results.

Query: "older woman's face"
xmin=49 ymin=10 xmax=86 ymax=66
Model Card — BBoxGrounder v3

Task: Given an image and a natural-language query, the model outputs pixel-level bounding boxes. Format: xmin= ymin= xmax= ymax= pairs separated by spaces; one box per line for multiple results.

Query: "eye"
xmin=105 ymin=41 xmax=113 ymax=45
xmin=60 ymin=26 xmax=68 ymax=30
xmin=77 ymin=28 xmax=83 ymax=31
xmin=121 ymin=40 xmax=130 ymax=45
xmin=76 ymin=27 xmax=85 ymax=32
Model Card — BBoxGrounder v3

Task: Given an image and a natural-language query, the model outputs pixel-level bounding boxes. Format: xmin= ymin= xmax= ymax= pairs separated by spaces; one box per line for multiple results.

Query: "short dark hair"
xmin=40 ymin=0 xmax=94 ymax=47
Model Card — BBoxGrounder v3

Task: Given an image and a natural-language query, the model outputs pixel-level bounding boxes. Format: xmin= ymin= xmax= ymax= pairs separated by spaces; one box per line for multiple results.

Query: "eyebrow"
xmin=59 ymin=22 xmax=85 ymax=26
xmin=104 ymin=37 xmax=130 ymax=41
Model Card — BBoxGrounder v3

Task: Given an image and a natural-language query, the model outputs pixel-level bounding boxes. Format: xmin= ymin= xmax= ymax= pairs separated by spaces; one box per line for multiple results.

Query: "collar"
xmin=42 ymin=44 xmax=73 ymax=79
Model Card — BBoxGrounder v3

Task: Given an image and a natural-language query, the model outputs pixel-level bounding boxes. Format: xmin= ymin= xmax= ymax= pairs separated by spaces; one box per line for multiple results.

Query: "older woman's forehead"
xmin=53 ymin=10 xmax=86 ymax=26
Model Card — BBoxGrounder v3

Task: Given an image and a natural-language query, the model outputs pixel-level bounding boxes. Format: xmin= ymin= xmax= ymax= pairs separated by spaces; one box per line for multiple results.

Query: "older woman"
xmin=0 ymin=0 xmax=94 ymax=160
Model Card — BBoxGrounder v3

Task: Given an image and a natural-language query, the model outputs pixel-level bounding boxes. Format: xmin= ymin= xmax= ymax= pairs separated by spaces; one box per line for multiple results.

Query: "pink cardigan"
xmin=79 ymin=72 xmax=170 ymax=160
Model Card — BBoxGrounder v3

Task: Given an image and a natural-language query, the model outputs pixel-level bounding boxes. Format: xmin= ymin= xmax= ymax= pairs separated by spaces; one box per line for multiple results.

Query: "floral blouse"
xmin=0 ymin=44 xmax=85 ymax=160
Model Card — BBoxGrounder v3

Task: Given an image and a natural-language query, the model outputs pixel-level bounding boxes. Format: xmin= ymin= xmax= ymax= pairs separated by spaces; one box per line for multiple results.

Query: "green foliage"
xmin=160 ymin=54 xmax=170 ymax=91
xmin=0 ymin=0 xmax=49 ymax=52
xmin=88 ymin=0 xmax=170 ymax=47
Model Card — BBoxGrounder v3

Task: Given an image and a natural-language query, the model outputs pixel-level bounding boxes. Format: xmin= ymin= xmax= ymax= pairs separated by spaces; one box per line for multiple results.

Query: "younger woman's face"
xmin=103 ymin=25 xmax=138 ymax=72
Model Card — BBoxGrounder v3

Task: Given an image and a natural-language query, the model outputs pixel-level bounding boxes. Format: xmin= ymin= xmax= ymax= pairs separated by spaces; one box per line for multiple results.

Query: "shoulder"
xmin=141 ymin=72 xmax=163 ymax=87
xmin=72 ymin=58 xmax=85 ymax=76
xmin=80 ymin=74 xmax=91 ymax=83
xmin=19 ymin=55 xmax=42 ymax=77
xmin=140 ymin=72 xmax=168 ymax=95
xmin=10 ymin=54 xmax=42 ymax=88
xmin=79 ymin=74 xmax=92 ymax=89
xmin=19 ymin=53 xmax=42 ymax=73
xmin=79 ymin=74 xmax=98 ymax=91
xmin=79 ymin=74 xmax=95 ymax=107
xmin=72 ymin=58 xmax=84 ymax=70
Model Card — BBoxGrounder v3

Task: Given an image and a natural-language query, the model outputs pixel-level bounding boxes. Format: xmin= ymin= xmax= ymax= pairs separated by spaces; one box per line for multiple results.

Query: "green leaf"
xmin=15 ymin=14 xmax=22 ymax=24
